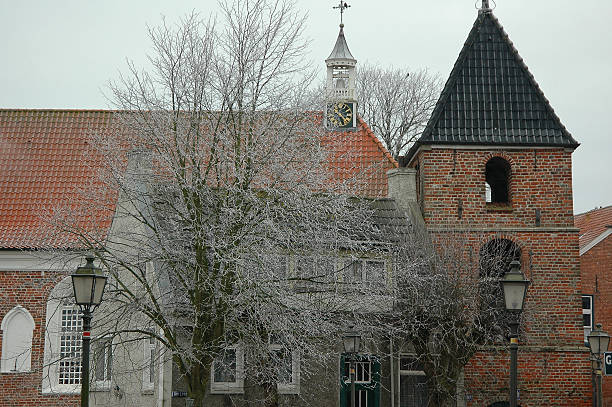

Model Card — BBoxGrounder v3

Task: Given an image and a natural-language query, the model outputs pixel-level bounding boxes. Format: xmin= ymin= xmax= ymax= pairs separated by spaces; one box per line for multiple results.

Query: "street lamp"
xmin=500 ymin=259 xmax=529 ymax=407
xmin=71 ymin=254 xmax=107 ymax=407
xmin=588 ymin=323 xmax=610 ymax=407
xmin=343 ymin=327 xmax=362 ymax=407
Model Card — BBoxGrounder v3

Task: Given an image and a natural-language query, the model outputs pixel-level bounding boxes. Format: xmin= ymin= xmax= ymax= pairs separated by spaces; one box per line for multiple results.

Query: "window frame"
xmin=0 ymin=305 xmax=35 ymax=373
xmin=142 ymin=330 xmax=157 ymax=393
xmin=269 ymin=342 xmax=300 ymax=395
xmin=582 ymin=295 xmax=594 ymax=346
xmin=91 ymin=335 xmax=113 ymax=391
xmin=398 ymin=354 xmax=428 ymax=407
xmin=210 ymin=345 xmax=245 ymax=394
xmin=43 ymin=276 xmax=82 ymax=394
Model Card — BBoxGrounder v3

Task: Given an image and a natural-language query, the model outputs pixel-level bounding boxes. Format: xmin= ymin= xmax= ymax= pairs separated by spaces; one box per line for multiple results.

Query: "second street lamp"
xmin=588 ymin=323 xmax=610 ymax=407
xmin=500 ymin=259 xmax=529 ymax=407
xmin=343 ymin=327 xmax=362 ymax=407
xmin=71 ymin=254 xmax=108 ymax=407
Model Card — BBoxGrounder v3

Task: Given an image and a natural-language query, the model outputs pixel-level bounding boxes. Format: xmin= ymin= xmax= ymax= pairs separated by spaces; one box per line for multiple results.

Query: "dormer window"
xmin=485 ymin=157 xmax=511 ymax=204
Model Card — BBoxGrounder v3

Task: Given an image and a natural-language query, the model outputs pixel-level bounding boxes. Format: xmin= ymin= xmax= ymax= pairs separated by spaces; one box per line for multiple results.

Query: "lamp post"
xmin=71 ymin=254 xmax=107 ymax=407
xmin=588 ymin=323 xmax=610 ymax=407
xmin=343 ymin=327 xmax=362 ymax=407
xmin=500 ymin=259 xmax=530 ymax=407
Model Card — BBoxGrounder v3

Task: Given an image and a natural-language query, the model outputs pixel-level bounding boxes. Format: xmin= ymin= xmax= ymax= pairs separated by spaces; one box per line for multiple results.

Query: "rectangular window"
xmin=344 ymin=360 xmax=371 ymax=384
xmin=93 ymin=337 xmax=112 ymax=388
xmin=344 ymin=258 xmax=386 ymax=286
xmin=399 ymin=355 xmax=428 ymax=407
xmin=143 ymin=332 xmax=156 ymax=392
xmin=269 ymin=340 xmax=300 ymax=394
xmin=583 ymin=295 xmax=594 ymax=345
xmin=210 ymin=346 xmax=244 ymax=394
xmin=58 ymin=307 xmax=82 ymax=385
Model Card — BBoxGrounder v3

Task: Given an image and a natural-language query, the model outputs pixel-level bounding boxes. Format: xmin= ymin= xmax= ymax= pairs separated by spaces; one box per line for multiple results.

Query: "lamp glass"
xmin=588 ymin=325 xmax=611 ymax=355
xmin=501 ymin=261 xmax=529 ymax=312
xmin=92 ymin=275 xmax=107 ymax=305
xmin=342 ymin=330 xmax=361 ymax=354
xmin=502 ymin=281 xmax=528 ymax=311
xmin=72 ymin=274 xmax=96 ymax=305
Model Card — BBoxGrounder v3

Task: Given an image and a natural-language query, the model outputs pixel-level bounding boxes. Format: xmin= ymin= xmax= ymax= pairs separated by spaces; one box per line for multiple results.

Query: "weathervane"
xmin=333 ymin=1 xmax=350 ymax=25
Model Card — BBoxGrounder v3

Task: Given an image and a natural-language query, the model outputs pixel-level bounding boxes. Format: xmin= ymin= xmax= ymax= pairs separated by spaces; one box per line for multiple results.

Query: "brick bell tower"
xmin=404 ymin=1 xmax=590 ymax=406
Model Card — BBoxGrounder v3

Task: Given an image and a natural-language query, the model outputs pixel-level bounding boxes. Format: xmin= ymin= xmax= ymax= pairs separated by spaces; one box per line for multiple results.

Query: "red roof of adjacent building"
xmin=0 ymin=109 xmax=396 ymax=249
xmin=574 ymin=205 xmax=612 ymax=252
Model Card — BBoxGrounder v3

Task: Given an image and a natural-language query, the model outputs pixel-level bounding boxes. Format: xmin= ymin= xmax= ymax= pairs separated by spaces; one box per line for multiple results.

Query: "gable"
xmin=408 ymin=11 xmax=578 ymax=161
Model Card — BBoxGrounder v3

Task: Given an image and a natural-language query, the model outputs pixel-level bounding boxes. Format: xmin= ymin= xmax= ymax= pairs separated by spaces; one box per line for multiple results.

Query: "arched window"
xmin=42 ymin=276 xmax=82 ymax=394
xmin=1 ymin=305 xmax=35 ymax=372
xmin=479 ymin=239 xmax=522 ymax=337
xmin=485 ymin=157 xmax=511 ymax=204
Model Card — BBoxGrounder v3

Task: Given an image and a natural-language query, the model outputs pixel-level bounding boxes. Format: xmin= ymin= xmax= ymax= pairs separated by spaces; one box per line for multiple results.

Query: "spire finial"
xmin=478 ymin=0 xmax=494 ymax=14
xmin=333 ymin=1 xmax=350 ymax=25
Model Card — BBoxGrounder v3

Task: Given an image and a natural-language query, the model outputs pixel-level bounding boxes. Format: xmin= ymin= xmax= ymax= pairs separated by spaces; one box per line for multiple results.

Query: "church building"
xmin=0 ymin=1 xmax=593 ymax=406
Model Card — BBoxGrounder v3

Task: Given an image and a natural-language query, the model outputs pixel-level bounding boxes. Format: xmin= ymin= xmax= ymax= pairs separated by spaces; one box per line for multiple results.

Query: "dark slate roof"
xmin=407 ymin=11 xmax=578 ymax=161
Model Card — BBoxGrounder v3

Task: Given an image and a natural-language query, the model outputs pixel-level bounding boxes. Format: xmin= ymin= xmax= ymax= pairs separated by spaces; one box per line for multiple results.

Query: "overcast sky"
xmin=1 ymin=0 xmax=610 ymax=214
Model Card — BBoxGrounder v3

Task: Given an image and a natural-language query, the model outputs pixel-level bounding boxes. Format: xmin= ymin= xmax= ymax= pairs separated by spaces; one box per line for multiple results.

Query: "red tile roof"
xmin=0 ymin=109 xmax=396 ymax=249
xmin=574 ymin=205 xmax=612 ymax=251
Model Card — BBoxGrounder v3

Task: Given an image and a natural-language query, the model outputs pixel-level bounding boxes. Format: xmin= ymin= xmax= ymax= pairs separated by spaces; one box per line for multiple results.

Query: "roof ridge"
xmin=0 ymin=108 xmax=117 ymax=113
xmin=575 ymin=205 xmax=612 ymax=217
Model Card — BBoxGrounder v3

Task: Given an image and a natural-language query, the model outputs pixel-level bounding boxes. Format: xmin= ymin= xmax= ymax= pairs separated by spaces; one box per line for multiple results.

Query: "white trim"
xmin=0 ymin=250 xmax=80 ymax=272
xmin=42 ymin=276 xmax=81 ymax=394
xmin=142 ymin=330 xmax=157 ymax=393
xmin=580 ymin=228 xmax=612 ymax=256
xmin=210 ymin=345 xmax=245 ymax=394
xmin=269 ymin=344 xmax=300 ymax=395
xmin=398 ymin=354 xmax=427 ymax=406
xmin=91 ymin=336 xmax=113 ymax=392
xmin=1 ymin=305 xmax=35 ymax=372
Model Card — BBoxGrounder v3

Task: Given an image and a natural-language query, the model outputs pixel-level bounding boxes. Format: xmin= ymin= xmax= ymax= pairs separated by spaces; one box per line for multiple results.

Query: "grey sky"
xmin=1 ymin=0 xmax=609 ymax=214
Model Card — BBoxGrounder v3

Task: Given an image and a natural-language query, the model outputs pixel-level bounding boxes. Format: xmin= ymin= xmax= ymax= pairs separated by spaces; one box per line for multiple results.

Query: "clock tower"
xmin=325 ymin=2 xmax=357 ymax=129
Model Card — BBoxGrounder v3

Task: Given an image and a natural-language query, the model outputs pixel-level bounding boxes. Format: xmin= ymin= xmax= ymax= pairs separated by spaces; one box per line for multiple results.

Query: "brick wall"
xmin=414 ymin=148 xmax=574 ymax=228
xmin=581 ymin=233 xmax=612 ymax=405
xmin=0 ymin=271 xmax=79 ymax=407
xmin=411 ymin=146 xmax=592 ymax=406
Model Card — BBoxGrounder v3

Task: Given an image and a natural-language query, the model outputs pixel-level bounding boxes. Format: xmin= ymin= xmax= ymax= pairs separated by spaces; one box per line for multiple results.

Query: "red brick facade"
xmin=578 ymin=212 xmax=612 ymax=405
xmin=410 ymin=147 xmax=591 ymax=406
xmin=0 ymin=271 xmax=78 ymax=407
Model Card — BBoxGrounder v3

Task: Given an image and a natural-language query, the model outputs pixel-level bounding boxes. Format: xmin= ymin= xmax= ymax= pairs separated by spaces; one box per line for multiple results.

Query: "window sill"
xmin=0 ymin=370 xmax=32 ymax=374
xmin=485 ymin=203 xmax=513 ymax=212
xmin=91 ymin=382 xmax=111 ymax=392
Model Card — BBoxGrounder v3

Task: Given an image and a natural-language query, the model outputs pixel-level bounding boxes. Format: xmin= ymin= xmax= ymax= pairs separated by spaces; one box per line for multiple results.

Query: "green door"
xmin=340 ymin=354 xmax=380 ymax=407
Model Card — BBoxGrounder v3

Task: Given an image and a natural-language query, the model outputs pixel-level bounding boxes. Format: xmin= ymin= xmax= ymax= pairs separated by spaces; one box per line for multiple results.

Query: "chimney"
xmin=386 ymin=168 xmax=417 ymax=213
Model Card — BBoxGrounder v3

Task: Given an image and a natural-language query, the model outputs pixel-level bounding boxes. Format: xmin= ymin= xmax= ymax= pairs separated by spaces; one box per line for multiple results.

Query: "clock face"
xmin=327 ymin=102 xmax=354 ymax=128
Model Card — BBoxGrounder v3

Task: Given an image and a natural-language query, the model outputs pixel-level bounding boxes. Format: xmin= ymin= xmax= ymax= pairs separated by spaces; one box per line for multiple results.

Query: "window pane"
xmin=400 ymin=374 xmax=428 ymax=407
xmin=584 ymin=314 xmax=592 ymax=328
xmin=214 ymin=349 xmax=236 ymax=383
xmin=365 ymin=260 xmax=384 ymax=283
xmin=276 ymin=350 xmax=293 ymax=384
xmin=59 ymin=307 xmax=82 ymax=385
xmin=149 ymin=349 xmax=155 ymax=383
xmin=582 ymin=296 xmax=591 ymax=310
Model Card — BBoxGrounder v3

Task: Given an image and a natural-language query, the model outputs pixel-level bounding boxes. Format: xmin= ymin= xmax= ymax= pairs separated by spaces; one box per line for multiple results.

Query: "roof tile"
xmin=0 ymin=110 xmax=396 ymax=249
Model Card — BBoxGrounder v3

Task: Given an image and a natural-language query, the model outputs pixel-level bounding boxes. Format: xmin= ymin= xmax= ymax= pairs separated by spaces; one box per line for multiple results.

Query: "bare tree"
xmin=356 ymin=64 xmax=442 ymax=159
xmin=45 ymin=2 xmax=392 ymax=406
xmin=390 ymin=231 xmax=522 ymax=407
